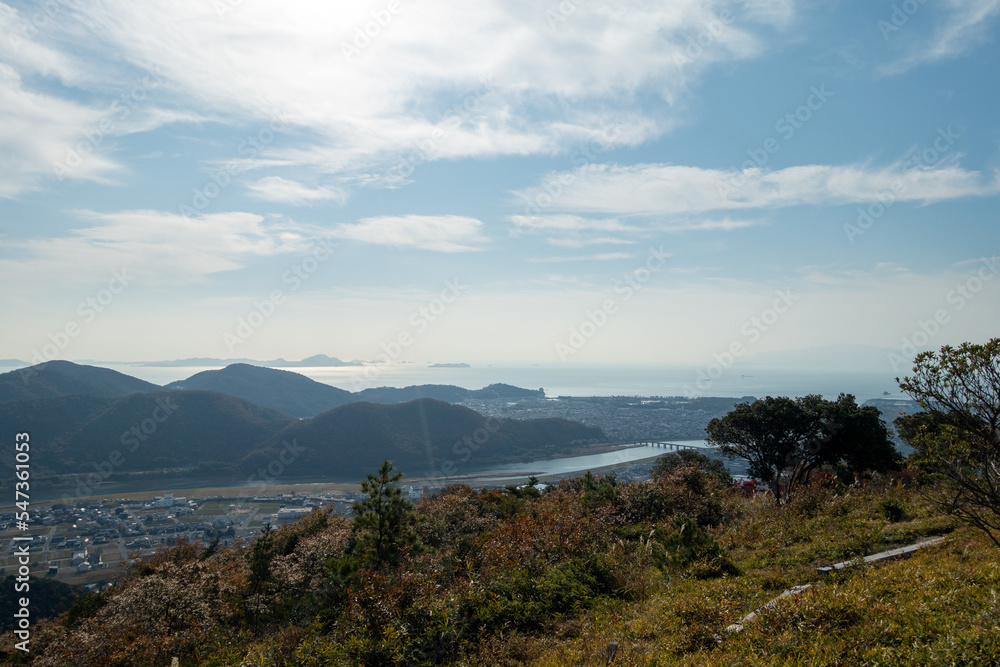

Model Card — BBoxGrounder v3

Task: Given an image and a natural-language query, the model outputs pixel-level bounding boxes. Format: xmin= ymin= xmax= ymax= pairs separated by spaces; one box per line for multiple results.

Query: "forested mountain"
xmin=0 ymin=361 xmax=158 ymax=403
xmin=165 ymin=363 xmax=355 ymax=417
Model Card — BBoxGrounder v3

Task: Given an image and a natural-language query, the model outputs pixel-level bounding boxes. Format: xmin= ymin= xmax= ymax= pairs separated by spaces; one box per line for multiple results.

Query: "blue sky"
xmin=1 ymin=0 xmax=998 ymax=370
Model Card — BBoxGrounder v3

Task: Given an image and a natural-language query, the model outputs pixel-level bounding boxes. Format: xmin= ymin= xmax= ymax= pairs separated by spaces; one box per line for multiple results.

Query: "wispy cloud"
xmin=509 ymin=215 xmax=637 ymax=235
xmin=656 ymin=218 xmax=762 ymax=232
xmin=329 ymin=215 xmax=488 ymax=252
xmin=513 ymin=161 xmax=1000 ymax=217
xmin=5 ymin=0 xmax=795 ymax=194
xmin=880 ymin=0 xmax=1000 ymax=75
xmin=547 ymin=236 xmax=637 ymax=249
xmin=0 ymin=64 xmax=120 ymax=197
xmin=246 ymin=176 xmax=348 ymax=206
xmin=527 ymin=252 xmax=634 ymax=263
xmin=0 ymin=210 xmax=313 ymax=285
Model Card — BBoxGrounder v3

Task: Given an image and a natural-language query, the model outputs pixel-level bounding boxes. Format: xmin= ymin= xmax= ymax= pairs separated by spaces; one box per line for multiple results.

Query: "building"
xmin=275 ymin=507 xmax=313 ymax=521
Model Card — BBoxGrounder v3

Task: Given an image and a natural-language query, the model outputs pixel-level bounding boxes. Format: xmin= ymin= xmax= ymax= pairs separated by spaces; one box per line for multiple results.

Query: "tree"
xmin=798 ymin=393 xmax=901 ymax=476
xmin=651 ymin=448 xmax=734 ymax=487
xmin=707 ymin=394 xmax=899 ymax=503
xmin=351 ymin=460 xmax=419 ymax=567
xmin=246 ymin=524 xmax=274 ymax=627
xmin=896 ymin=339 xmax=1000 ymax=548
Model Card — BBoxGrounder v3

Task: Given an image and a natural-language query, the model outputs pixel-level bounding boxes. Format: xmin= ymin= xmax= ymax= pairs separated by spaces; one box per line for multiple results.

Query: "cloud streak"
xmin=245 ymin=176 xmax=348 ymax=205
xmin=329 ymin=215 xmax=488 ymax=252
xmin=880 ymin=0 xmax=1000 ymax=75
xmin=514 ymin=161 xmax=1000 ymax=217
xmin=0 ymin=210 xmax=314 ymax=285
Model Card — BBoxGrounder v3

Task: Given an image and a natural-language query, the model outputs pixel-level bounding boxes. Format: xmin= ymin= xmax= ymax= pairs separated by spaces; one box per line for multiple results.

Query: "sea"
xmin=28 ymin=362 xmax=910 ymax=402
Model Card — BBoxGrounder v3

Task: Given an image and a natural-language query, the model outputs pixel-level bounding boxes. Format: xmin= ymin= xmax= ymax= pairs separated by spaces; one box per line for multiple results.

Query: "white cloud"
xmin=0 ymin=210 xmax=315 ymax=285
xmin=508 ymin=212 xmax=759 ymax=247
xmin=658 ymin=218 xmax=761 ymax=232
xmin=330 ymin=215 xmax=487 ymax=252
xmin=880 ymin=0 xmax=1000 ymax=75
xmin=509 ymin=215 xmax=637 ymax=235
xmin=14 ymin=0 xmax=793 ymax=187
xmin=0 ymin=64 xmax=121 ymax=197
xmin=547 ymin=236 xmax=636 ymax=248
xmin=509 ymin=214 xmax=640 ymax=249
xmin=0 ymin=3 xmax=89 ymax=85
xmin=246 ymin=176 xmax=348 ymax=205
xmin=0 ymin=35 xmax=203 ymax=199
xmin=527 ymin=252 xmax=634 ymax=263
xmin=513 ymin=161 xmax=1000 ymax=216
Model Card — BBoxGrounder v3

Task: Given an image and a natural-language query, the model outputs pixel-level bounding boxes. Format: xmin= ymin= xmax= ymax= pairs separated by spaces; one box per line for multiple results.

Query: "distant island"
xmin=429 ymin=362 xmax=470 ymax=368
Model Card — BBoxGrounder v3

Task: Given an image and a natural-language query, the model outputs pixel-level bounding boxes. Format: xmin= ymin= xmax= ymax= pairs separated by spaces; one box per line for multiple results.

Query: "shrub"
xmin=880 ymin=496 xmax=908 ymax=523
xmin=651 ymin=516 xmax=740 ymax=579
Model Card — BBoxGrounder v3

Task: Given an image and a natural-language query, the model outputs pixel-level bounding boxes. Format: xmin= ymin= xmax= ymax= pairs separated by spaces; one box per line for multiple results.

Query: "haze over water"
xmin=57 ymin=363 xmax=906 ymax=403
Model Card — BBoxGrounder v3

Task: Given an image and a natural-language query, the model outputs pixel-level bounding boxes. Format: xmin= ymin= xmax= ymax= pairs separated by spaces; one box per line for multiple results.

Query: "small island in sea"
xmin=429 ymin=362 xmax=471 ymax=368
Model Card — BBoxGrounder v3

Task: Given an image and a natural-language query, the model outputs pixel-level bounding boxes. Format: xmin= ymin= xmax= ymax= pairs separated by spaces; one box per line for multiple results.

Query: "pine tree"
xmin=351 ymin=460 xmax=419 ymax=567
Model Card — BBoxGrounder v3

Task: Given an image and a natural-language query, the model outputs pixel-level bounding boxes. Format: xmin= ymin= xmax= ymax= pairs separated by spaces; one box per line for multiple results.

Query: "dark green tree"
xmin=707 ymin=394 xmax=898 ymax=503
xmin=351 ymin=459 xmax=419 ymax=567
xmin=246 ymin=523 xmax=274 ymax=627
xmin=897 ymin=339 xmax=1000 ymax=548
xmin=796 ymin=393 xmax=901 ymax=479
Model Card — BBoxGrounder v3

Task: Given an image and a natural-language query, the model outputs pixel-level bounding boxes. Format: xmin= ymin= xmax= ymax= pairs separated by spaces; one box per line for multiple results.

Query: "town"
xmin=0 ymin=488 xmax=392 ymax=591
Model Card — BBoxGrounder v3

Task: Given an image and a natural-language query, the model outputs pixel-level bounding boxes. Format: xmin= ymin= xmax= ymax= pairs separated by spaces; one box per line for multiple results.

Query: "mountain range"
xmin=1 ymin=362 xmax=544 ymax=417
xmin=0 ymin=361 xmax=599 ymax=493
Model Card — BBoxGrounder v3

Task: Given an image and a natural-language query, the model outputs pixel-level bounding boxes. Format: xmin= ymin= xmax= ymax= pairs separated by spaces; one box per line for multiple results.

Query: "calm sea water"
xmin=29 ymin=363 xmax=907 ymax=402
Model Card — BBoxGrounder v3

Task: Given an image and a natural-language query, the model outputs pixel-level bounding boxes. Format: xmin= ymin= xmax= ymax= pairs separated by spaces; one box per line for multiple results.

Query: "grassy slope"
xmin=506 ymin=489 xmax=999 ymax=667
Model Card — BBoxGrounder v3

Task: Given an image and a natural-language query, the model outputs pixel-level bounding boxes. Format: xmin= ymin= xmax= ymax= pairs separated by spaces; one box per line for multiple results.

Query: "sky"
xmin=1 ymin=0 xmax=998 ymax=371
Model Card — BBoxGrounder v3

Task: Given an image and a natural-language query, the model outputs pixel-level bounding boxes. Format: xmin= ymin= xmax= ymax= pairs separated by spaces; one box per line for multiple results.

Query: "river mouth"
xmin=10 ymin=440 xmax=729 ymax=505
xmin=450 ymin=440 xmax=713 ymax=482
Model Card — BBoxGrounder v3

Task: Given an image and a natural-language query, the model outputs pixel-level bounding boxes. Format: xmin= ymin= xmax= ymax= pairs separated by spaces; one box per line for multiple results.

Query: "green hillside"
xmin=0 ymin=361 xmax=159 ymax=403
xmin=166 ymin=363 xmax=356 ymax=417
xmin=248 ymin=398 xmax=604 ymax=479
